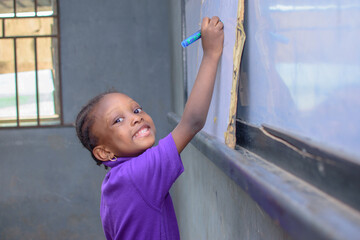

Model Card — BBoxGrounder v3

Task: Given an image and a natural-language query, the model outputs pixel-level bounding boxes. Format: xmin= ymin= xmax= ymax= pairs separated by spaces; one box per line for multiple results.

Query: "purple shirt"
xmin=101 ymin=133 xmax=184 ymax=240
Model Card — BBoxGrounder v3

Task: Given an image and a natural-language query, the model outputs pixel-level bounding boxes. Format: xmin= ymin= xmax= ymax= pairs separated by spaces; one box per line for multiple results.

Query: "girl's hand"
xmin=201 ymin=16 xmax=224 ymax=59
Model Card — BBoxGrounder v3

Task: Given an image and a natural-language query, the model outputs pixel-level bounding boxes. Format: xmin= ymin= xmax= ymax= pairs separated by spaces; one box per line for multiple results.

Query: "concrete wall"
xmin=0 ymin=127 xmax=105 ymax=239
xmin=60 ymin=0 xmax=172 ymax=138
xmin=172 ymin=145 xmax=293 ymax=240
xmin=0 ymin=0 xmax=171 ymax=239
xmin=168 ymin=1 xmax=294 ymax=239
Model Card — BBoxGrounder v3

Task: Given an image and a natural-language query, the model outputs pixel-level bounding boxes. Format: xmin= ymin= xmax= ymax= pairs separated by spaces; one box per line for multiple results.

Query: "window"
xmin=237 ymin=0 xmax=360 ymax=161
xmin=0 ymin=0 xmax=61 ymax=127
xmin=235 ymin=0 xmax=360 ymax=211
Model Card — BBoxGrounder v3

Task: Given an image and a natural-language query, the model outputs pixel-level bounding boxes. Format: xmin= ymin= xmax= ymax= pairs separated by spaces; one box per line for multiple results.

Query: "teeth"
xmin=135 ymin=127 xmax=149 ymax=137
xmin=140 ymin=128 xmax=148 ymax=134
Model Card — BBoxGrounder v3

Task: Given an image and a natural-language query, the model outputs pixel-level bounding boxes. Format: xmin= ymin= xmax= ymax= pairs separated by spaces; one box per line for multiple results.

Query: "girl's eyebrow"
xmin=129 ymin=100 xmax=140 ymax=106
xmin=106 ymin=108 xmax=120 ymax=118
xmin=106 ymin=109 xmax=122 ymax=125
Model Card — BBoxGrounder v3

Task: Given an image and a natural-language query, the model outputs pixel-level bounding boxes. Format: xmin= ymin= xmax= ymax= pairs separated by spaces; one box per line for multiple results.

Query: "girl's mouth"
xmin=134 ymin=126 xmax=150 ymax=138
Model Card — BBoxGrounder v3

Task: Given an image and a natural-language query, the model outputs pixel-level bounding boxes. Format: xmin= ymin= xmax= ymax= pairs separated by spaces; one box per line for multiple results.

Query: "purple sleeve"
xmin=128 ymin=133 xmax=184 ymax=209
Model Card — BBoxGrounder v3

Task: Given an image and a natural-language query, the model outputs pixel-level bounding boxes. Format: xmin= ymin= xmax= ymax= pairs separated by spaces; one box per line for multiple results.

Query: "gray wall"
xmin=0 ymin=128 xmax=105 ymax=239
xmin=60 ymin=0 xmax=172 ymax=139
xmin=0 ymin=0 xmax=172 ymax=239
xmin=172 ymin=145 xmax=293 ymax=240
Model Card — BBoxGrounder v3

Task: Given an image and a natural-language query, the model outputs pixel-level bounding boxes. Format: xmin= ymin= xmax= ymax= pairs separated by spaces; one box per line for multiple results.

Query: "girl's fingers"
xmin=202 ymin=16 xmax=223 ymax=32
xmin=216 ymin=21 xmax=224 ymax=30
xmin=202 ymin=17 xmax=210 ymax=28
xmin=210 ymin=16 xmax=220 ymax=25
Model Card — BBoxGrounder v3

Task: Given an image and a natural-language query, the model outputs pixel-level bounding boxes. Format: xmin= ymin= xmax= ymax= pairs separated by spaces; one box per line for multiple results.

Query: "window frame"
xmin=0 ymin=0 xmax=63 ymax=128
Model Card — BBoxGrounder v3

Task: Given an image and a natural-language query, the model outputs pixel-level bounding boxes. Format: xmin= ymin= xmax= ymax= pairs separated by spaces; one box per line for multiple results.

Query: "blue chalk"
xmin=181 ymin=30 xmax=201 ymax=48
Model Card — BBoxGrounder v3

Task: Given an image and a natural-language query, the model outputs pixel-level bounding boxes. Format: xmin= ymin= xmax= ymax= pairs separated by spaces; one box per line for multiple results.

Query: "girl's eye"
xmin=114 ymin=117 xmax=124 ymax=124
xmin=134 ymin=107 xmax=142 ymax=114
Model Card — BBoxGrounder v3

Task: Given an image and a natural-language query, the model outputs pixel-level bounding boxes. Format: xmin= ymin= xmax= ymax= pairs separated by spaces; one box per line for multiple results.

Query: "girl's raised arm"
xmin=172 ymin=16 xmax=224 ymax=153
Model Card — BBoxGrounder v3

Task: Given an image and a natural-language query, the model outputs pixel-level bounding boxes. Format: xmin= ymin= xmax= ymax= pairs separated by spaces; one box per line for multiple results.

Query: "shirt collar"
xmin=102 ymin=157 xmax=131 ymax=168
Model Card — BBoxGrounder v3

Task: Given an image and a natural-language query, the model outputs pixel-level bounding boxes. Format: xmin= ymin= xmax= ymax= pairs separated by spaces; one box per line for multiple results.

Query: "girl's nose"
xmin=131 ymin=114 xmax=143 ymax=125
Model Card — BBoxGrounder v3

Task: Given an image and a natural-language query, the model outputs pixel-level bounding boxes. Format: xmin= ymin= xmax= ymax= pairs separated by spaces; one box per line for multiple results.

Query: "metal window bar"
xmin=13 ymin=38 xmax=19 ymax=126
xmin=56 ymin=5 xmax=64 ymax=125
xmin=13 ymin=0 xmax=16 ymax=17
xmin=34 ymin=37 xmax=39 ymax=125
xmin=34 ymin=0 xmax=37 ymax=16
xmin=0 ymin=1 xmax=60 ymax=127
xmin=1 ymin=35 xmax=57 ymax=39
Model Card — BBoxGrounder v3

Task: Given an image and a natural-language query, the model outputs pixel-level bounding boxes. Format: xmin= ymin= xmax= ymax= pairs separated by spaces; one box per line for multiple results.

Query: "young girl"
xmin=75 ymin=16 xmax=224 ymax=240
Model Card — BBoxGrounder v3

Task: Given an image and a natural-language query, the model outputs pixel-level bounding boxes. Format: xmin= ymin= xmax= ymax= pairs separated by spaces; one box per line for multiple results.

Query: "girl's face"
xmin=92 ymin=93 xmax=156 ymax=158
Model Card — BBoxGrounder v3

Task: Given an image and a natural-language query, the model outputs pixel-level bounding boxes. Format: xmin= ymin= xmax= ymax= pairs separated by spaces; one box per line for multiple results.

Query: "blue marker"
xmin=181 ymin=30 xmax=201 ymax=48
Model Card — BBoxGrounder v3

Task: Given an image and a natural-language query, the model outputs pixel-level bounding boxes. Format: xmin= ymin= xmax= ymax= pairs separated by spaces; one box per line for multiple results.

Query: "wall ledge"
xmin=168 ymin=112 xmax=360 ymax=240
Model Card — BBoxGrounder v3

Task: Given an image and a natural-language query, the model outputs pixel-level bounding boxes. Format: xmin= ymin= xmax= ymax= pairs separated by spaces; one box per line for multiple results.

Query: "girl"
xmin=75 ymin=16 xmax=224 ymax=240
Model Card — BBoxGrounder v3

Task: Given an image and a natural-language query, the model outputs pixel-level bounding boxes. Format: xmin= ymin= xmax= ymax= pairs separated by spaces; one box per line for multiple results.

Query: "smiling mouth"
xmin=134 ymin=126 xmax=150 ymax=138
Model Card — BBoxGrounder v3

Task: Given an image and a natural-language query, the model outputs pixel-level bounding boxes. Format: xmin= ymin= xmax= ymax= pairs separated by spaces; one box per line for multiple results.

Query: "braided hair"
xmin=75 ymin=90 xmax=118 ymax=169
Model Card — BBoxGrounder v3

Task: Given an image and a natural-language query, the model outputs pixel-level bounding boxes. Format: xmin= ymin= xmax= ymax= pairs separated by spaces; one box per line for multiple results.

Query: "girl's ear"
xmin=93 ymin=145 xmax=113 ymax=162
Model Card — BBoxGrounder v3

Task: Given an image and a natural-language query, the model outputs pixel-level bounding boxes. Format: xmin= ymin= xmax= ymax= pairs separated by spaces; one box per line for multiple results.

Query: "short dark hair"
xmin=75 ymin=90 xmax=118 ymax=169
